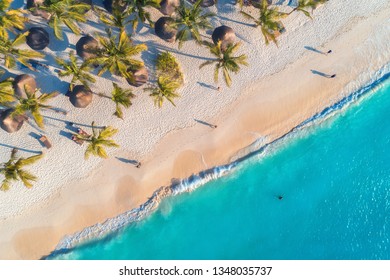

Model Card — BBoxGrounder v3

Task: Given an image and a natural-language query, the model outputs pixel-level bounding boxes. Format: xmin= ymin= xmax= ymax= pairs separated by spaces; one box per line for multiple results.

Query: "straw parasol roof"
xmin=76 ymin=36 xmax=99 ymax=60
xmin=127 ymin=67 xmax=148 ymax=87
xmin=212 ymin=26 xmax=236 ymax=51
xmin=13 ymin=74 xmax=37 ymax=98
xmin=0 ymin=109 xmax=26 ymax=133
xmin=68 ymin=85 xmax=93 ymax=108
xmin=159 ymin=0 xmax=180 ymax=16
xmin=155 ymin=17 xmax=177 ymax=42
xmin=188 ymin=0 xmax=215 ymax=7
xmin=26 ymin=27 xmax=49 ymax=50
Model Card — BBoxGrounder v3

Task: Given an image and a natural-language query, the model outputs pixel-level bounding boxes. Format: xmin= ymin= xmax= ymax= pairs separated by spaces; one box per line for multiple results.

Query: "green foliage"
xmin=0 ymin=0 xmax=28 ymax=40
xmin=144 ymin=76 xmax=180 ymax=108
xmin=241 ymin=0 xmax=288 ymax=46
xmin=156 ymin=52 xmax=184 ymax=85
xmin=0 ymin=77 xmax=14 ymax=104
xmin=199 ymin=41 xmax=248 ymax=87
xmin=99 ymin=83 xmax=135 ymax=119
xmin=0 ymin=148 xmax=43 ymax=191
xmin=0 ymin=32 xmax=45 ymax=70
xmin=96 ymin=6 xmax=132 ymax=32
xmin=55 ymin=51 xmax=96 ymax=91
xmin=124 ymin=0 xmax=161 ymax=31
xmin=87 ymin=29 xmax=147 ymax=80
xmin=39 ymin=0 xmax=90 ymax=40
xmin=11 ymin=87 xmax=59 ymax=129
xmin=293 ymin=0 xmax=328 ymax=18
xmin=173 ymin=0 xmax=215 ymax=48
xmin=73 ymin=121 xmax=119 ymax=159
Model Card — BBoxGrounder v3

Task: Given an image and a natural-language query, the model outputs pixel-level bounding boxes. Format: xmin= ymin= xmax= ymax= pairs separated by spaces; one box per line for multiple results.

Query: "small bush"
xmin=156 ymin=52 xmax=184 ymax=85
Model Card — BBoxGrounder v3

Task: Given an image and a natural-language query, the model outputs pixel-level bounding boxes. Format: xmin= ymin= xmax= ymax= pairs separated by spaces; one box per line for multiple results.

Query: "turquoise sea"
xmin=50 ymin=74 xmax=390 ymax=260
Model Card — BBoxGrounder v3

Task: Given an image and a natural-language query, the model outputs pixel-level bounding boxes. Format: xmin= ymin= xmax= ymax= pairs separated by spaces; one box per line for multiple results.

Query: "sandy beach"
xmin=1 ymin=0 xmax=390 ymax=259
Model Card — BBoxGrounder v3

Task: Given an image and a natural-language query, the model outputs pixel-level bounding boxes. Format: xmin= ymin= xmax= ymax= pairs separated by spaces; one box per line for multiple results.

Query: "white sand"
xmin=0 ymin=0 xmax=390 ymax=259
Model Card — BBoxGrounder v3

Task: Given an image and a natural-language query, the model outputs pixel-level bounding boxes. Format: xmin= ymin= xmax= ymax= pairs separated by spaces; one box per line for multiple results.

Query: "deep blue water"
xmin=51 ymin=77 xmax=390 ymax=260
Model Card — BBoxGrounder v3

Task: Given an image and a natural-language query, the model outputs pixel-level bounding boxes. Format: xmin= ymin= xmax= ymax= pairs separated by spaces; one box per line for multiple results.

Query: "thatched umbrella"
xmin=188 ymin=0 xmax=215 ymax=7
xmin=0 ymin=109 xmax=26 ymax=133
xmin=13 ymin=74 xmax=37 ymax=98
xmin=76 ymin=36 xmax=99 ymax=60
xmin=212 ymin=26 xmax=236 ymax=51
xmin=67 ymin=85 xmax=93 ymax=108
xmin=155 ymin=17 xmax=177 ymax=43
xmin=26 ymin=0 xmax=51 ymax=20
xmin=126 ymin=67 xmax=148 ymax=87
xmin=26 ymin=27 xmax=50 ymax=50
xmin=103 ymin=0 xmax=127 ymax=13
xmin=159 ymin=0 xmax=180 ymax=16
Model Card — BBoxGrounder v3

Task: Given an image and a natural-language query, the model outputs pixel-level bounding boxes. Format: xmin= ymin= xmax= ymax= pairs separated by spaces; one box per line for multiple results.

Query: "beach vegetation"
xmin=38 ymin=0 xmax=90 ymax=40
xmin=0 ymin=77 xmax=14 ymax=104
xmin=291 ymin=0 xmax=329 ymax=18
xmin=144 ymin=76 xmax=180 ymax=108
xmin=96 ymin=6 xmax=132 ymax=32
xmin=10 ymin=87 xmax=60 ymax=129
xmin=0 ymin=148 xmax=43 ymax=191
xmin=199 ymin=41 xmax=248 ymax=87
xmin=156 ymin=51 xmax=184 ymax=85
xmin=72 ymin=121 xmax=119 ymax=159
xmin=240 ymin=0 xmax=288 ymax=45
xmin=0 ymin=32 xmax=45 ymax=70
xmin=124 ymin=0 xmax=161 ymax=31
xmin=87 ymin=29 xmax=147 ymax=81
xmin=55 ymin=51 xmax=96 ymax=91
xmin=0 ymin=0 xmax=28 ymax=40
xmin=98 ymin=83 xmax=135 ymax=119
xmin=172 ymin=0 xmax=215 ymax=48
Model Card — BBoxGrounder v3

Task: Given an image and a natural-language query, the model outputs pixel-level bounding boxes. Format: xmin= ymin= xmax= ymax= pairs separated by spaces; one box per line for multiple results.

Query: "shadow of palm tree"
xmin=141 ymin=40 xmax=211 ymax=61
xmin=217 ymin=15 xmax=255 ymax=28
xmin=43 ymin=115 xmax=106 ymax=129
xmin=0 ymin=143 xmax=42 ymax=154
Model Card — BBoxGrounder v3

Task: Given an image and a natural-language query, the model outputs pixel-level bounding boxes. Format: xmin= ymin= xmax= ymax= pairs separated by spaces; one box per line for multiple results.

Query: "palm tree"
xmin=0 ymin=0 xmax=27 ymax=40
xmin=124 ymin=0 xmax=161 ymax=31
xmin=290 ymin=0 xmax=328 ymax=18
xmin=55 ymin=51 xmax=95 ymax=91
xmin=98 ymin=82 xmax=134 ymax=119
xmin=0 ymin=148 xmax=43 ymax=191
xmin=173 ymin=0 xmax=215 ymax=48
xmin=144 ymin=76 xmax=180 ymax=108
xmin=73 ymin=121 xmax=119 ymax=159
xmin=241 ymin=0 xmax=288 ymax=45
xmin=96 ymin=6 xmax=132 ymax=32
xmin=199 ymin=41 xmax=248 ymax=87
xmin=11 ymin=87 xmax=60 ymax=129
xmin=39 ymin=0 xmax=90 ymax=40
xmin=0 ymin=32 xmax=44 ymax=70
xmin=87 ymin=29 xmax=147 ymax=80
xmin=0 ymin=77 xmax=14 ymax=104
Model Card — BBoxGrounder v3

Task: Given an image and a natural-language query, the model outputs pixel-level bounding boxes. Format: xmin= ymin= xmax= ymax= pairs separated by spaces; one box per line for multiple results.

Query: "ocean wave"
xmin=48 ymin=63 xmax=390 ymax=258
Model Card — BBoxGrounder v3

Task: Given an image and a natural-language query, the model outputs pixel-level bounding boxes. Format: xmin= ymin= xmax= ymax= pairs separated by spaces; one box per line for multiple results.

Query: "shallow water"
xmin=51 ymin=77 xmax=390 ymax=260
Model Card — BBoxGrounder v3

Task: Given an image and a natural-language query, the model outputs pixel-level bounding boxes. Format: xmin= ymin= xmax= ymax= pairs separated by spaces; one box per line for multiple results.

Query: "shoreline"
xmin=1 ymin=1 xmax=390 ymax=259
xmin=51 ymin=67 xmax=390 ymax=256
